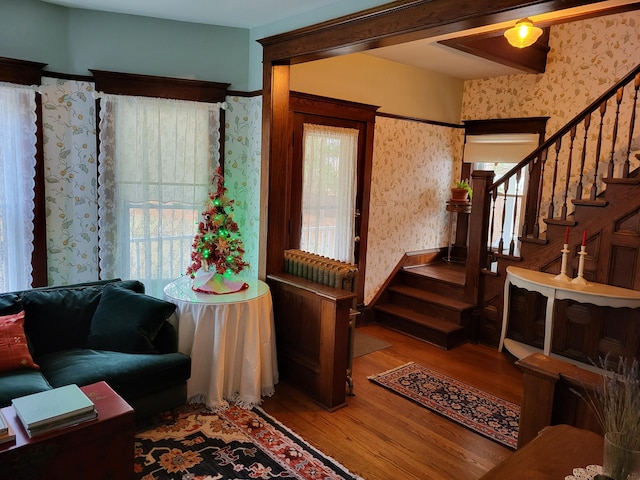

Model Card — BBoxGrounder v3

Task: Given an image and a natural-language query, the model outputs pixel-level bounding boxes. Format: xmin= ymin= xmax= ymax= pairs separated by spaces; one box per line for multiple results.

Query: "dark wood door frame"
xmin=258 ymin=0 xmax=610 ymax=280
xmin=289 ymin=92 xmax=378 ymax=306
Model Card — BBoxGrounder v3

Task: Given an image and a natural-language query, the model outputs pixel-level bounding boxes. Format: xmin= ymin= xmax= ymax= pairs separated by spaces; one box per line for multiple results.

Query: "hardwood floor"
xmin=261 ymin=324 xmax=523 ymax=480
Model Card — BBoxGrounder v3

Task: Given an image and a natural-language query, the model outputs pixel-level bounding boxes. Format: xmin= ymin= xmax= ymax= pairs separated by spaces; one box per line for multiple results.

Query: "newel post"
xmin=464 ymin=170 xmax=494 ymax=306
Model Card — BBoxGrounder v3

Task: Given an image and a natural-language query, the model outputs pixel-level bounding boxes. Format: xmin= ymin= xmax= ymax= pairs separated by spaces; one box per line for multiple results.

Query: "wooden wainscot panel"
xmin=267 ymin=273 xmax=354 ymax=411
xmin=515 ymin=353 xmax=602 ymax=449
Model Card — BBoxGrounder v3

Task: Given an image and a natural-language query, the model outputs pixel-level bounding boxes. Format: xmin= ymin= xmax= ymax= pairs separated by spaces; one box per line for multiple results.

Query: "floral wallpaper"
xmin=365 ymin=116 xmax=462 ymax=304
xmin=462 ymin=11 xmax=640 ymax=226
xmin=223 ymin=95 xmax=263 ymax=278
xmin=41 ymin=77 xmax=99 ymax=285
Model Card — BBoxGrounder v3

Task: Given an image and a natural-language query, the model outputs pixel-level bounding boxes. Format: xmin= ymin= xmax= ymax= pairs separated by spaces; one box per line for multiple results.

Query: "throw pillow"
xmin=88 ymin=284 xmax=176 ymax=354
xmin=0 ymin=311 xmax=40 ymax=373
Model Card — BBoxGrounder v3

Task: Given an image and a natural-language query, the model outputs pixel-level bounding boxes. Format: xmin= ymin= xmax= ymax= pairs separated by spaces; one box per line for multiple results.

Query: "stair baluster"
xmin=561 ymin=126 xmax=577 ymax=219
xmin=489 ymin=188 xmax=498 ymax=259
xmin=607 ymin=87 xmax=624 ymax=178
xmin=623 ymin=73 xmax=640 ymax=178
xmin=590 ymin=102 xmax=607 ymax=201
xmin=509 ymin=169 xmax=522 ymax=256
xmin=533 ymin=149 xmax=548 ymax=237
xmin=498 ymin=177 xmax=509 ymax=254
xmin=548 ymin=139 xmax=562 ymax=219
xmin=575 ymin=114 xmax=591 ymax=200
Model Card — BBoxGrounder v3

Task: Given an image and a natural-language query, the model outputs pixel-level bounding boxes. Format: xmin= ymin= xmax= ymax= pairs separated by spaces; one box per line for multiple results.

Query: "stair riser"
xmin=400 ymin=270 xmax=465 ymax=297
xmin=387 ymin=291 xmax=466 ymax=324
xmin=374 ymin=310 xmax=466 ymax=350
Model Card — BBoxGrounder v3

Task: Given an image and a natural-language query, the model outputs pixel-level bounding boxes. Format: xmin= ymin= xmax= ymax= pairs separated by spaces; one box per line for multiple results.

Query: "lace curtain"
xmin=301 ymin=123 xmax=358 ymax=263
xmin=0 ymin=83 xmax=37 ymax=292
xmin=97 ymin=94 xmax=222 ymax=298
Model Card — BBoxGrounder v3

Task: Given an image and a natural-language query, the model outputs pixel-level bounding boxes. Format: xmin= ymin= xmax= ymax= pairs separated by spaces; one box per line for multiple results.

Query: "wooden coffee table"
xmin=0 ymin=381 xmax=135 ymax=479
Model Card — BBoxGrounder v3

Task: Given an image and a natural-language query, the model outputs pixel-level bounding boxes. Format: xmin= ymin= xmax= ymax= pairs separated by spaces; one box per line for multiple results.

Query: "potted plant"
xmin=451 ymin=179 xmax=473 ymax=203
xmin=575 ymin=357 xmax=640 ymax=480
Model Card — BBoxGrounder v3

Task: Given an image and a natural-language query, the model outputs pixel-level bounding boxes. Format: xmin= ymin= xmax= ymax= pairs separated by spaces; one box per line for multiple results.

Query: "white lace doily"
xmin=565 ymin=465 xmax=602 ymax=480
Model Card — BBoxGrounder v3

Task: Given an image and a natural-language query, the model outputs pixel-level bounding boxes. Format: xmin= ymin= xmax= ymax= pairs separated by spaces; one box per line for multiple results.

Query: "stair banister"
xmin=478 ymin=63 xmax=640 ymax=244
xmin=464 ymin=170 xmax=494 ymax=306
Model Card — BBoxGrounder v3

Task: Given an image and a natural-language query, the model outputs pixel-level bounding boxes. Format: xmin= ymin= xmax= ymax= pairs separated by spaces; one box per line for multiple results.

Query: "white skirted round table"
xmin=163 ymin=275 xmax=278 ymax=410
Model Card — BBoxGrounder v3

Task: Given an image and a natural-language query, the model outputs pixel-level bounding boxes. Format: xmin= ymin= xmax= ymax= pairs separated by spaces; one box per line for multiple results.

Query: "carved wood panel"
xmin=505 ymin=285 xmax=545 ymax=349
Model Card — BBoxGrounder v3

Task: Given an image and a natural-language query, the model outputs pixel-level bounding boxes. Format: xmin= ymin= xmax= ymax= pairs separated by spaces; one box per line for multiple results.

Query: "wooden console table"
xmin=499 ymin=265 xmax=640 ymax=363
xmin=480 ymin=424 xmax=603 ymax=479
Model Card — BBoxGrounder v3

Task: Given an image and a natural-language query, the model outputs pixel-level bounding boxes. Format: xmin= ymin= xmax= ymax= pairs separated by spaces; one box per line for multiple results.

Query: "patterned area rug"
xmin=135 ymin=403 xmax=362 ymax=480
xmin=368 ymin=362 xmax=520 ymax=449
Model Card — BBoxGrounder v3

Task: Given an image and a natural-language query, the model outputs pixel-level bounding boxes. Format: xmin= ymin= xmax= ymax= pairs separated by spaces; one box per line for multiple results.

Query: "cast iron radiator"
xmin=283 ymin=249 xmax=358 ymax=394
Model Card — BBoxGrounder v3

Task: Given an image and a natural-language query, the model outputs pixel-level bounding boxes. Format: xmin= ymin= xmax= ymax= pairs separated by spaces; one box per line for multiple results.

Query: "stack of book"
xmin=11 ymin=384 xmax=97 ymax=438
xmin=0 ymin=410 xmax=16 ymax=445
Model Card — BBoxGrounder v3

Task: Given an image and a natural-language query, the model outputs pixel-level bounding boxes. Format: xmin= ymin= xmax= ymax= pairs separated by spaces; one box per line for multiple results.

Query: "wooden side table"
xmin=0 ymin=381 xmax=135 ymax=480
xmin=480 ymin=424 xmax=603 ymax=479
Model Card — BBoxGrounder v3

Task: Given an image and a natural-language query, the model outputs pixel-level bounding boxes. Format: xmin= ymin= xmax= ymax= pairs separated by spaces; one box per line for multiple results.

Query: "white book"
xmin=0 ymin=410 xmax=15 ymax=444
xmin=0 ymin=408 xmax=7 ymax=435
xmin=12 ymin=384 xmax=95 ymax=431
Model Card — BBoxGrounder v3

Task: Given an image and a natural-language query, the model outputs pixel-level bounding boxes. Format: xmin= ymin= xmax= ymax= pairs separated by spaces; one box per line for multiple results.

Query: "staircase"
xmin=372 ymin=63 xmax=640 ymax=354
xmin=374 ymin=262 xmax=474 ymax=349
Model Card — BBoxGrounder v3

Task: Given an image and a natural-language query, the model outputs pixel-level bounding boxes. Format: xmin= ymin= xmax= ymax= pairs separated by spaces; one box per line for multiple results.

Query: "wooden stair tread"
xmin=402 ymin=263 xmax=465 ymax=287
xmin=388 ymin=284 xmax=473 ymax=311
xmin=374 ymin=303 xmax=464 ymax=334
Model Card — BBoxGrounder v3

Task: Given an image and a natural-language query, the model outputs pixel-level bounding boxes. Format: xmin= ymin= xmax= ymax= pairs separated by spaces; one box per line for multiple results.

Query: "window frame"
xmin=288 ymin=91 xmax=378 ymax=306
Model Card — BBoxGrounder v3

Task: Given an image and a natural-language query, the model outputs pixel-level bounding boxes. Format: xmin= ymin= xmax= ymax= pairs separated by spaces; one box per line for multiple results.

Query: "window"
xmin=97 ymin=94 xmax=223 ymax=298
xmin=466 ymin=133 xmax=539 ymax=252
xmin=0 ymin=84 xmax=38 ymax=292
xmin=300 ymin=123 xmax=358 ymax=263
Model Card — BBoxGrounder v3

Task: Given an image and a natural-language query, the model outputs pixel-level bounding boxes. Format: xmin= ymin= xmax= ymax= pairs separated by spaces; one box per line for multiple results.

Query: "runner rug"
xmin=135 ymin=403 xmax=363 ymax=480
xmin=368 ymin=362 xmax=520 ymax=449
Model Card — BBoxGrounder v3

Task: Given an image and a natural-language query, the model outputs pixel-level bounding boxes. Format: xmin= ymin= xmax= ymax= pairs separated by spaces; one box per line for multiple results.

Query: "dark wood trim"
xmin=260 ymin=0 xmax=608 ymax=280
xmin=0 ymin=57 xmax=47 ymax=85
xmin=0 ymin=57 xmax=48 ymax=286
xmin=41 ymin=71 xmax=94 ymax=82
xmin=32 ymin=93 xmax=47 ymax=287
xmin=376 ymin=111 xmax=463 ymax=129
xmin=463 ymin=117 xmax=549 ymax=135
xmin=288 ymin=92 xmax=378 ymax=306
xmin=263 ymin=64 xmax=292 ymax=276
xmin=90 ymin=70 xmax=229 ymax=103
xmin=290 ymin=91 xmax=379 ymax=118
xmin=259 ymin=0 xmax=609 ymax=63
xmin=441 ymin=29 xmax=550 ymax=74
xmin=228 ymin=89 xmax=263 ymax=97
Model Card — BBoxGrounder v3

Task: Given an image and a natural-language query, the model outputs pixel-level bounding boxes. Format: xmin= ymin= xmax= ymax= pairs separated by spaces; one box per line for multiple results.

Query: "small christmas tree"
xmin=186 ymin=167 xmax=248 ymax=278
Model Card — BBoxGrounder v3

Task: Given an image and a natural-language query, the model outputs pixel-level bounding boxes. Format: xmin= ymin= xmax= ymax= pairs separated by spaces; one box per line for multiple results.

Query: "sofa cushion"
xmin=0 ymin=311 xmax=39 ymax=373
xmin=0 ymin=370 xmax=51 ymax=407
xmin=0 ymin=293 xmax=22 ymax=316
xmin=22 ymin=280 xmax=144 ymax=356
xmin=38 ymin=348 xmax=191 ymax=403
xmin=88 ymin=285 xmax=176 ymax=354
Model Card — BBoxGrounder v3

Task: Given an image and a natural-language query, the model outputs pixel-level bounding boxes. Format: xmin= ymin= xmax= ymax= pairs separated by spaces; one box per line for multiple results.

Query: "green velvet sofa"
xmin=0 ymin=279 xmax=191 ymax=419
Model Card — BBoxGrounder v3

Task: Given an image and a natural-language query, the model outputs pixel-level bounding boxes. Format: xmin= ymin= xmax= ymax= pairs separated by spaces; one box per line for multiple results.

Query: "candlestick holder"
xmin=571 ymin=246 xmax=589 ymax=285
xmin=554 ymin=244 xmax=572 ymax=282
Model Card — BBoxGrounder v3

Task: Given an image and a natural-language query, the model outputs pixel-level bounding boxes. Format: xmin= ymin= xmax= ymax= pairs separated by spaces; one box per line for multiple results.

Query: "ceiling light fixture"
xmin=504 ymin=18 xmax=543 ymax=48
